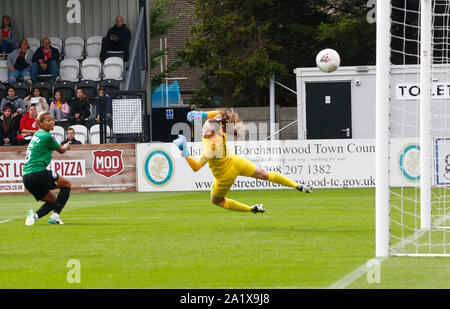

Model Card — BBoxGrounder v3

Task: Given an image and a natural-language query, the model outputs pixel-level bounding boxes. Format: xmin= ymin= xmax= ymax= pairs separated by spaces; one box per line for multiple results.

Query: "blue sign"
xmin=166 ymin=109 xmax=174 ymax=120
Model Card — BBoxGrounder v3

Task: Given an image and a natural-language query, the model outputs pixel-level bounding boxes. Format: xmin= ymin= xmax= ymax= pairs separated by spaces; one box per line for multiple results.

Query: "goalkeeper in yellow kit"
xmin=173 ymin=109 xmax=312 ymax=214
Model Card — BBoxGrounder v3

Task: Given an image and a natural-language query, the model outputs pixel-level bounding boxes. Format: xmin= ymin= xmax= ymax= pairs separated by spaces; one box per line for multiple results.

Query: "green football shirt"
xmin=23 ymin=129 xmax=60 ymax=176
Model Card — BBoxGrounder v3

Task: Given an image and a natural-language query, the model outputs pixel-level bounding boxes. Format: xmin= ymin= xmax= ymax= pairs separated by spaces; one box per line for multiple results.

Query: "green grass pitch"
xmin=0 ymin=188 xmax=449 ymax=288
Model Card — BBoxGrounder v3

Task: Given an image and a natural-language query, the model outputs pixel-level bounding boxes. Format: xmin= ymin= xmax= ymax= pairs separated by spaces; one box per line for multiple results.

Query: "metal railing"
xmin=125 ymin=8 xmax=146 ymax=91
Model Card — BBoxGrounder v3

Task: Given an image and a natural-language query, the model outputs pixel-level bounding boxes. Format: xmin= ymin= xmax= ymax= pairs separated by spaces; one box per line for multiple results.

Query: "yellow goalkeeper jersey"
xmin=200 ymin=132 xmax=236 ymax=180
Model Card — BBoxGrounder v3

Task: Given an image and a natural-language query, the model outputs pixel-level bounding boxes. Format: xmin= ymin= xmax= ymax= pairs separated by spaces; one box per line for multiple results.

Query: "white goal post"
xmin=376 ymin=0 xmax=450 ymax=257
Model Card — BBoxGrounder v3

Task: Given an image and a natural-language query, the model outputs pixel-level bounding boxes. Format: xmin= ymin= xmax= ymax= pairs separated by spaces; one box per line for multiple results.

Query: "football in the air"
xmin=316 ymin=49 xmax=341 ymax=73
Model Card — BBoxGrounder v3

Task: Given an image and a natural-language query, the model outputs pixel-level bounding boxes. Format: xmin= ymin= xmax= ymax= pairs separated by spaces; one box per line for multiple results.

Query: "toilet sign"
xmin=396 ymin=83 xmax=450 ymax=100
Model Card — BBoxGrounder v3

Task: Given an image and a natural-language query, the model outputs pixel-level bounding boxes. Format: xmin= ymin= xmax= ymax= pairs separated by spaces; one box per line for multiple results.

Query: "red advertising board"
xmin=0 ymin=144 xmax=136 ymax=194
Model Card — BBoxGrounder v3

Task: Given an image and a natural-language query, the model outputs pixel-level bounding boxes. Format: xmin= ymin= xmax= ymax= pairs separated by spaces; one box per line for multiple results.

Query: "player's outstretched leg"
xmin=252 ymin=167 xmax=313 ymax=193
xmin=36 ymin=202 xmax=55 ymax=218
xmin=211 ymin=194 xmax=265 ymax=214
xmin=25 ymin=191 xmax=56 ymax=226
xmin=49 ymin=176 xmax=72 ymax=225
xmin=25 ymin=209 xmax=37 ymax=226
xmin=296 ymin=184 xmax=313 ymax=193
xmin=250 ymin=204 xmax=266 ymax=214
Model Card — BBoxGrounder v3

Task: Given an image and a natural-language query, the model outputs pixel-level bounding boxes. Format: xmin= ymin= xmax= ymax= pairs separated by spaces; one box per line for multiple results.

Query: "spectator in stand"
xmin=0 ymin=103 xmax=19 ymax=146
xmin=60 ymin=127 xmax=82 ymax=145
xmin=69 ymin=88 xmax=90 ymax=126
xmin=94 ymin=87 xmax=112 ymax=123
xmin=0 ymin=87 xmax=26 ymax=119
xmin=7 ymin=39 xmax=34 ymax=85
xmin=18 ymin=104 xmax=38 ymax=145
xmin=0 ymin=15 xmax=18 ymax=59
xmin=31 ymin=37 xmax=60 ymax=82
xmin=100 ymin=16 xmax=131 ymax=62
xmin=24 ymin=87 xmax=49 ymax=114
xmin=50 ymin=90 xmax=70 ymax=122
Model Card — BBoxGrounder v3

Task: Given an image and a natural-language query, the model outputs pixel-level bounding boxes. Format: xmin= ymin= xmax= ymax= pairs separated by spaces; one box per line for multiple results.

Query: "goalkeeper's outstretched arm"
xmin=186 ymin=156 xmax=207 ymax=172
xmin=173 ymin=135 xmax=207 ymax=172
xmin=187 ymin=110 xmax=221 ymax=122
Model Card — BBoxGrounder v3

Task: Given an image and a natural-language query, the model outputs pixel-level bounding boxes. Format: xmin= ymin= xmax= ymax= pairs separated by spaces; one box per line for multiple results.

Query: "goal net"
xmin=377 ymin=0 xmax=450 ymax=257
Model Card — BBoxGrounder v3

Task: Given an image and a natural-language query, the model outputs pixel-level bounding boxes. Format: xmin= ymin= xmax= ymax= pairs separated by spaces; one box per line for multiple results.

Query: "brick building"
xmin=150 ymin=0 xmax=202 ymax=105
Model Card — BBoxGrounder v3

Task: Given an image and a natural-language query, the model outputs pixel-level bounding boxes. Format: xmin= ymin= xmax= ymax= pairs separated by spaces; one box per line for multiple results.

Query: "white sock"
xmin=51 ymin=212 xmax=60 ymax=220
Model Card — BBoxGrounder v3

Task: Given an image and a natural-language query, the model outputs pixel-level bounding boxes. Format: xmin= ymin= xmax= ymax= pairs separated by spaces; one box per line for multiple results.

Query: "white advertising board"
xmin=137 ymin=139 xmax=378 ymax=192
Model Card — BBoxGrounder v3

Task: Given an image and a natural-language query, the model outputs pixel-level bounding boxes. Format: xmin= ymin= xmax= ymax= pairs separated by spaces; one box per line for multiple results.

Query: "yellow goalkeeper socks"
xmin=223 ymin=198 xmax=252 ymax=212
xmin=268 ymin=171 xmax=298 ymax=189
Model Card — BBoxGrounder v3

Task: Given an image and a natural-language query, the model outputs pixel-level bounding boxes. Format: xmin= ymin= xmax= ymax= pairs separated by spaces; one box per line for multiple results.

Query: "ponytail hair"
xmin=209 ymin=109 xmax=246 ymax=141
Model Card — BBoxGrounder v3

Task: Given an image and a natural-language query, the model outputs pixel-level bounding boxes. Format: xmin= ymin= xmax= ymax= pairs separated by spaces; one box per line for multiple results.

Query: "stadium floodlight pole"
xmin=270 ymin=75 xmax=276 ymax=140
xmin=375 ymin=0 xmax=391 ymax=257
xmin=420 ymin=0 xmax=432 ymax=230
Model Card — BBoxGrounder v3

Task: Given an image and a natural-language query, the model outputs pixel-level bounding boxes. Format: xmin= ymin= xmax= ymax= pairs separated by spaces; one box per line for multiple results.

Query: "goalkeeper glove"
xmin=173 ymin=135 xmax=190 ymax=157
xmin=187 ymin=110 xmax=207 ymax=122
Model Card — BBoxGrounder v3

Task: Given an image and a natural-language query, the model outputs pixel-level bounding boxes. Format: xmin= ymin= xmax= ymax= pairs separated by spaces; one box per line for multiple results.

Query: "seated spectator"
xmin=24 ymin=87 xmax=49 ymax=114
xmin=0 ymin=15 xmax=18 ymax=59
xmin=69 ymin=88 xmax=91 ymax=126
xmin=7 ymin=39 xmax=33 ymax=85
xmin=94 ymin=87 xmax=112 ymax=123
xmin=50 ymin=90 xmax=70 ymax=121
xmin=18 ymin=104 xmax=38 ymax=145
xmin=0 ymin=103 xmax=19 ymax=146
xmin=31 ymin=37 xmax=60 ymax=82
xmin=60 ymin=127 xmax=82 ymax=145
xmin=0 ymin=87 xmax=26 ymax=119
xmin=100 ymin=16 xmax=131 ymax=62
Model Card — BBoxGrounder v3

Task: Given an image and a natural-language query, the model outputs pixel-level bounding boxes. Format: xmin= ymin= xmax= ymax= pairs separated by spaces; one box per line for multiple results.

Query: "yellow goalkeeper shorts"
xmin=211 ymin=156 xmax=256 ymax=198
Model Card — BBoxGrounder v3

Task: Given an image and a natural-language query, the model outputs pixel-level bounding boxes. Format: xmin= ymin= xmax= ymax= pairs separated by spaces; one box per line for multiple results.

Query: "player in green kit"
xmin=23 ymin=111 xmax=72 ymax=226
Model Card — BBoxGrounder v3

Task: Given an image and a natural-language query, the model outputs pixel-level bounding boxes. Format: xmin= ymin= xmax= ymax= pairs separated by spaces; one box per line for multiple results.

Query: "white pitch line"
xmin=328 ymin=215 xmax=448 ymax=289
xmin=0 ymin=219 xmax=12 ymax=224
xmin=327 ymin=257 xmax=387 ymax=289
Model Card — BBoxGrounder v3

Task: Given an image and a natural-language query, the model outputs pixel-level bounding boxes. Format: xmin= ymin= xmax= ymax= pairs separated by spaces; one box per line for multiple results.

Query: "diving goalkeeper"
xmin=173 ymin=110 xmax=312 ymax=214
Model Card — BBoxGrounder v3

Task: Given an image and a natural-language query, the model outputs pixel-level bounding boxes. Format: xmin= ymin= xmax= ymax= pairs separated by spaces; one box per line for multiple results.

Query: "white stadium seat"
xmin=103 ymin=57 xmax=124 ymax=81
xmin=64 ymin=37 xmax=85 ymax=60
xmin=25 ymin=37 xmax=40 ymax=52
xmin=50 ymin=125 xmax=65 ymax=144
xmin=59 ymin=58 xmax=80 ymax=82
xmin=81 ymin=58 xmax=102 ymax=81
xmin=69 ymin=125 xmax=88 ymax=144
xmin=89 ymin=124 xmax=111 ymax=144
xmin=0 ymin=60 xmax=8 ymax=83
xmin=49 ymin=37 xmax=63 ymax=56
xmin=86 ymin=36 xmax=103 ymax=58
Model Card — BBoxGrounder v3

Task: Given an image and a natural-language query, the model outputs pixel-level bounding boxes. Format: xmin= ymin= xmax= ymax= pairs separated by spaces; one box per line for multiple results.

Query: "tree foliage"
xmin=182 ymin=0 xmax=376 ymax=107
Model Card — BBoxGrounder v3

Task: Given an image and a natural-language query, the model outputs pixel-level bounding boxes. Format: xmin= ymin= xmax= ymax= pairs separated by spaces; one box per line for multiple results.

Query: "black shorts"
xmin=22 ymin=170 xmax=59 ymax=201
